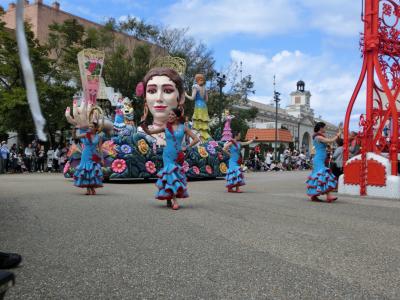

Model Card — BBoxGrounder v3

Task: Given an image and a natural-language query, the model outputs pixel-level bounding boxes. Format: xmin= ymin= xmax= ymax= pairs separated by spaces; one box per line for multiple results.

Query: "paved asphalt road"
xmin=1 ymin=172 xmax=400 ymax=299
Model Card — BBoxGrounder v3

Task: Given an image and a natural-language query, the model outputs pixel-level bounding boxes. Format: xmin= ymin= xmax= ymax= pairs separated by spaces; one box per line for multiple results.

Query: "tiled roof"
xmin=246 ymin=128 xmax=293 ymax=143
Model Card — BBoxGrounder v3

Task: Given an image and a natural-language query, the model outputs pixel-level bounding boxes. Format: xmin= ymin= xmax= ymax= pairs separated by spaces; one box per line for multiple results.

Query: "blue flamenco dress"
xmin=306 ymin=135 xmax=337 ymax=196
xmin=156 ymin=124 xmax=188 ymax=200
xmin=226 ymin=141 xmax=245 ymax=189
xmin=73 ymin=130 xmax=103 ymax=188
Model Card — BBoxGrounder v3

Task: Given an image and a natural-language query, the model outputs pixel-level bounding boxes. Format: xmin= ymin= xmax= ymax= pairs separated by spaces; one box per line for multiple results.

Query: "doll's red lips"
xmin=154 ymin=105 xmax=168 ymax=110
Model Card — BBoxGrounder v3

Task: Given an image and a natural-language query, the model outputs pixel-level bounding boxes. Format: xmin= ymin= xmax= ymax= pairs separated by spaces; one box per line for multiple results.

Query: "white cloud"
xmin=231 ymin=49 xmax=365 ymax=126
xmin=162 ymin=0 xmax=362 ymax=39
xmin=163 ymin=0 xmax=300 ymax=39
xmin=302 ymin=0 xmax=362 ymax=36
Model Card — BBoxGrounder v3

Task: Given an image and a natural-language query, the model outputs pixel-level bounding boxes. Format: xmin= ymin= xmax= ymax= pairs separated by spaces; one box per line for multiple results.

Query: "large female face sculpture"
xmin=145 ymin=75 xmax=179 ymax=123
xmin=143 ymin=68 xmax=185 ymax=127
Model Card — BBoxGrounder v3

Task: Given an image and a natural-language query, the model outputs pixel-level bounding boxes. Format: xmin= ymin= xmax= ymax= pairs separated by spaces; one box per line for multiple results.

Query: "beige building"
xmin=1 ymin=0 xmax=165 ymax=56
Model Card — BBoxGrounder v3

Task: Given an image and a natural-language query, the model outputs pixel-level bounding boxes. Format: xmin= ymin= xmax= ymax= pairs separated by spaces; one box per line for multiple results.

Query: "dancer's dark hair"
xmin=232 ymin=130 xmax=240 ymax=139
xmin=314 ymin=122 xmax=326 ymax=133
xmin=171 ymin=107 xmax=185 ymax=124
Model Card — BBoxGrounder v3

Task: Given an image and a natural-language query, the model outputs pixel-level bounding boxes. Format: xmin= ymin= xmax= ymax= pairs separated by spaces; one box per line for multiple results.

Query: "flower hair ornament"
xmin=135 ymin=82 xmax=144 ymax=97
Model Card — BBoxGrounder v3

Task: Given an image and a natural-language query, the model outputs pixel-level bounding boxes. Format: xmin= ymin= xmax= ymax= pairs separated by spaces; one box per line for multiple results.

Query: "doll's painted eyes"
xmin=164 ymin=88 xmax=174 ymax=94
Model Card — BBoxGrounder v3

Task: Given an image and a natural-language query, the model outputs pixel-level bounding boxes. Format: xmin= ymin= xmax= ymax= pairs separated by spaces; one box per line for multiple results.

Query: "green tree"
xmin=0 ymin=17 xmax=76 ymax=145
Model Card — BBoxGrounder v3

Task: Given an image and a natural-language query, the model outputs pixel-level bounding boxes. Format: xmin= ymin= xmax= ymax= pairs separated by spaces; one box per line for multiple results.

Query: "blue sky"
xmin=2 ymin=0 xmax=366 ymax=125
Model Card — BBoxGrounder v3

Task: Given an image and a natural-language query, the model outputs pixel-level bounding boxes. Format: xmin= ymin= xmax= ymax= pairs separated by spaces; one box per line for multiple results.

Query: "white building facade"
xmin=247 ymin=81 xmax=338 ymax=153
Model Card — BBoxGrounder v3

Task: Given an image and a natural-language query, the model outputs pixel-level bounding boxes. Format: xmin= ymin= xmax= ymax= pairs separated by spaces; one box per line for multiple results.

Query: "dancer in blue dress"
xmin=141 ymin=108 xmax=199 ymax=210
xmin=73 ymin=122 xmax=104 ymax=195
xmin=306 ymin=122 xmax=341 ymax=202
xmin=223 ymin=131 xmax=254 ymax=193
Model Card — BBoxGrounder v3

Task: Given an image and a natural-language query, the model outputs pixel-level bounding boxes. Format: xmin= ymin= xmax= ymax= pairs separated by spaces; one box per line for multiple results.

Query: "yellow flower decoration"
xmin=198 ymin=146 xmax=209 ymax=158
xmin=138 ymin=139 xmax=149 ymax=154
xmin=219 ymin=162 xmax=227 ymax=174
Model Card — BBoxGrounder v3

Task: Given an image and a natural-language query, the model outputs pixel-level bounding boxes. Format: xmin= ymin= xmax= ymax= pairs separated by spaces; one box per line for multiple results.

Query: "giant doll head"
xmin=143 ymin=67 xmax=185 ymax=127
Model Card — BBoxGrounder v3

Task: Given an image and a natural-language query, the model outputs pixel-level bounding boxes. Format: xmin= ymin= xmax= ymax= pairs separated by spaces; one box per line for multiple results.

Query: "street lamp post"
xmin=273 ymin=76 xmax=281 ymax=161
xmin=216 ymin=73 xmax=226 ymax=130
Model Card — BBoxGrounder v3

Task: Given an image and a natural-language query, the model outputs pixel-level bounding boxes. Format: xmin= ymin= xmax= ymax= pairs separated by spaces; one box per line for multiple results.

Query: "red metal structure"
xmin=343 ymin=0 xmax=400 ymax=195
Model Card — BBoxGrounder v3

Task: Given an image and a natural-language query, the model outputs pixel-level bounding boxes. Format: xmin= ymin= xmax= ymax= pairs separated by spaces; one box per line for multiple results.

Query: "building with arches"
xmin=246 ymin=81 xmax=338 ymax=154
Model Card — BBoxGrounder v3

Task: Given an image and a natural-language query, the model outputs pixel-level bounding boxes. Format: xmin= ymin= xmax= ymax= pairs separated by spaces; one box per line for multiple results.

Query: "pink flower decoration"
xmin=205 ymin=165 xmax=213 ymax=174
xmin=192 ymin=166 xmax=200 ymax=175
xmin=209 ymin=141 xmax=218 ymax=148
xmin=135 ymin=82 xmax=144 ymax=97
xmin=182 ymin=161 xmax=189 ymax=173
xmin=111 ymin=159 xmax=127 ymax=173
xmin=145 ymin=161 xmax=156 ymax=174
xmin=88 ymin=62 xmax=97 ymax=73
xmin=102 ymin=140 xmax=117 ymax=156
xmin=63 ymin=161 xmax=70 ymax=174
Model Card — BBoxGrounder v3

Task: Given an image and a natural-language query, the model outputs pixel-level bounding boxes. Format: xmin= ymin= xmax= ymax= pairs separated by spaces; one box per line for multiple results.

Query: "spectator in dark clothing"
xmin=332 ymin=138 xmax=344 ymax=178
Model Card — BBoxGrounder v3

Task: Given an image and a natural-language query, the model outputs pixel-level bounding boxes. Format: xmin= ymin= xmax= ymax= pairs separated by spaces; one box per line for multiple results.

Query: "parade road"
xmin=1 ymin=172 xmax=400 ymax=299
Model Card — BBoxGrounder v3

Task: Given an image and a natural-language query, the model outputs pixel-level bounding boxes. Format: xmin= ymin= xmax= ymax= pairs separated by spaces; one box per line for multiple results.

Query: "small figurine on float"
xmin=223 ymin=131 xmax=254 ymax=193
xmin=122 ymin=98 xmax=135 ymax=128
xmin=221 ymin=109 xmax=235 ymax=142
xmin=113 ymin=97 xmax=136 ymax=136
xmin=139 ymin=67 xmax=200 ymax=210
xmin=186 ymin=74 xmax=211 ymax=141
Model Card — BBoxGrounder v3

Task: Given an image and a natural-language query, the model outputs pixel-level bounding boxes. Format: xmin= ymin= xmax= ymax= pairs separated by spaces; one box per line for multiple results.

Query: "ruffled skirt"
xmin=193 ymin=107 xmax=211 ymax=140
xmin=225 ymin=166 xmax=245 ymax=188
xmin=73 ymin=161 xmax=103 ymax=188
xmin=306 ymin=167 xmax=337 ymax=196
xmin=156 ymin=163 xmax=188 ymax=200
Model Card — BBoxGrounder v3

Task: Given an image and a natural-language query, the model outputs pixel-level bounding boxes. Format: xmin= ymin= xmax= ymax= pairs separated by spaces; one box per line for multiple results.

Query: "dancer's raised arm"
xmin=223 ymin=141 xmax=233 ymax=155
xmin=183 ymin=127 xmax=200 ymax=150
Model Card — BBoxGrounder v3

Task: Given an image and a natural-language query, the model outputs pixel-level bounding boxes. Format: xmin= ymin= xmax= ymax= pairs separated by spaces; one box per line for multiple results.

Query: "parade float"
xmin=339 ymin=0 xmax=400 ymax=199
xmin=64 ymin=49 xmax=230 ymax=180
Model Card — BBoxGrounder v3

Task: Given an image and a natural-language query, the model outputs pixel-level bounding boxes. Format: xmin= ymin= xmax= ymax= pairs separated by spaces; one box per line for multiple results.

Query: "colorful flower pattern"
xmin=138 ymin=139 xmax=149 ymax=154
xmin=198 ymin=146 xmax=209 ymax=158
xmin=182 ymin=161 xmax=190 ymax=173
xmin=102 ymin=140 xmax=116 ymax=156
xmin=111 ymin=159 xmax=127 ymax=173
xmin=145 ymin=161 xmax=156 ymax=174
xmin=65 ymin=133 xmax=230 ymax=180
xmin=219 ymin=162 xmax=227 ymax=174
xmin=207 ymin=144 xmax=216 ymax=155
xmin=120 ymin=144 xmax=132 ymax=154
xmin=192 ymin=166 xmax=200 ymax=175
xmin=205 ymin=165 xmax=213 ymax=174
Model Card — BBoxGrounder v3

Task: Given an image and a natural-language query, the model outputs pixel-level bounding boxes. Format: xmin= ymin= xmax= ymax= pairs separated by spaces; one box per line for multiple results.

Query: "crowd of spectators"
xmin=245 ymin=149 xmax=311 ymax=172
xmin=0 ymin=140 xmax=69 ymax=174
xmin=244 ymin=131 xmax=361 ymax=175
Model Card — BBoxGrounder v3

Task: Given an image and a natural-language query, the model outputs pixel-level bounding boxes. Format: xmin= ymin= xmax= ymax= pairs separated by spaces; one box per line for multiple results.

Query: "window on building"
xmin=295 ymin=96 xmax=301 ymax=104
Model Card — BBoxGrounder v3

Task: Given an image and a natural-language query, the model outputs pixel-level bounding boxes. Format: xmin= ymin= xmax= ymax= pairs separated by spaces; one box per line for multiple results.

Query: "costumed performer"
xmin=185 ymin=74 xmax=211 ymax=141
xmin=142 ymin=108 xmax=199 ymax=210
xmin=72 ymin=121 xmax=104 ymax=195
xmin=223 ymin=131 xmax=254 ymax=193
xmin=306 ymin=122 xmax=341 ymax=202
xmin=139 ymin=67 xmax=199 ymax=210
